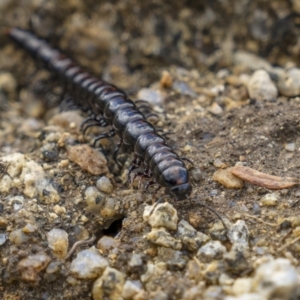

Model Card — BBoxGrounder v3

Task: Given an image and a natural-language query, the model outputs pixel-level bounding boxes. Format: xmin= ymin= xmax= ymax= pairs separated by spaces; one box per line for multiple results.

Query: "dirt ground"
xmin=1 ymin=1 xmax=300 ymax=300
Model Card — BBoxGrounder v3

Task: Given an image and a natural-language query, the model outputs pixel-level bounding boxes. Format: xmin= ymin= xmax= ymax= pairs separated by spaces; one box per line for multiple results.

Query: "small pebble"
xmin=46 ymin=261 xmax=61 ymax=274
xmin=213 ymin=159 xmax=227 ymax=168
xmin=202 ymin=261 xmax=224 ymax=285
xmin=292 ymin=226 xmax=300 ymax=237
xmin=67 ymin=144 xmax=108 ymax=175
xmin=129 ymin=253 xmax=144 ymax=269
xmin=210 ymin=84 xmax=225 ymax=96
xmin=157 ymin=247 xmax=188 ymax=270
xmin=145 ymin=227 xmax=182 ymax=250
xmin=41 ymin=143 xmax=58 ymax=161
xmin=0 ymin=217 xmax=8 ymax=227
xmin=143 ymin=202 xmax=178 ymax=231
xmin=70 ymin=247 xmax=108 ymax=279
xmin=1 ymin=152 xmax=26 ymax=178
xmin=53 ymin=205 xmax=66 ymax=215
xmin=227 ymin=220 xmax=249 ymax=251
xmin=96 ymin=176 xmax=113 ymax=194
xmin=85 ymin=186 xmax=106 ymax=213
xmin=0 ymin=175 xmax=12 ymax=194
xmin=251 ymin=258 xmax=299 ymax=299
xmin=219 ymin=273 xmax=234 ymax=286
xmin=48 ymin=111 xmax=83 ymax=132
xmin=0 ymin=72 xmax=17 ymax=96
xmin=185 ymin=260 xmax=202 ymax=281
xmin=196 ymin=240 xmax=227 ymax=262
xmin=212 ymin=168 xmax=244 ymax=188
xmin=176 ymin=219 xmax=209 ymax=251
xmin=9 ymin=229 xmax=29 ymax=245
xmin=22 ymin=223 xmax=36 ymax=233
xmin=276 ymin=68 xmax=300 ymax=97
xmin=73 ymin=225 xmax=90 ymax=241
xmin=234 ymin=51 xmax=272 ymax=71
xmin=92 ymin=267 xmax=125 ymax=300
xmin=149 ymin=290 xmax=169 ymax=300
xmin=97 ymin=236 xmax=119 ymax=254
xmin=100 ymin=197 xmax=119 ymax=218
xmin=231 ymin=278 xmax=253 ymax=296
xmin=0 ymin=233 xmax=7 ymax=246
xmin=217 ymin=68 xmax=230 ymax=79
xmin=190 ymin=168 xmax=204 ymax=182
xmin=285 ymin=143 xmax=295 ymax=152
xmin=47 ymin=228 xmax=69 ymax=259
xmin=160 ymin=70 xmax=173 ymax=88
xmin=121 ymin=280 xmax=143 ymax=299
xmin=18 ymin=252 xmax=51 ymax=283
xmin=20 ymin=160 xmax=60 ymax=203
xmin=210 ymin=189 xmax=218 ymax=196
xmin=208 ymin=102 xmax=223 ymax=115
xmin=19 ymin=160 xmax=44 ymax=198
xmin=224 ymin=250 xmax=249 ymax=275
xmin=260 ymin=192 xmax=279 ymax=206
xmin=188 ymin=211 xmax=204 ymax=229
xmin=247 ymin=69 xmax=278 ymax=101
xmin=137 ymin=88 xmax=164 ymax=106
xmin=141 ymin=262 xmax=167 ymax=283
xmin=172 ymin=81 xmax=197 ymax=97
xmin=290 ymin=215 xmax=300 ymax=228
xmin=252 ymin=203 xmax=261 ymax=214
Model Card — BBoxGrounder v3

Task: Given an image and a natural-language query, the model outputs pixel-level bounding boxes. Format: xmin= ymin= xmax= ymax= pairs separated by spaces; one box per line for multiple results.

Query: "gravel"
xmin=2 ymin=1 xmax=300 ymax=299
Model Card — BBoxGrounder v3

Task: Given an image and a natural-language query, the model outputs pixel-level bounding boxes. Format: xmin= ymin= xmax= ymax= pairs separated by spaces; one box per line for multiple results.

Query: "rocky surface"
xmin=1 ymin=0 xmax=300 ymax=299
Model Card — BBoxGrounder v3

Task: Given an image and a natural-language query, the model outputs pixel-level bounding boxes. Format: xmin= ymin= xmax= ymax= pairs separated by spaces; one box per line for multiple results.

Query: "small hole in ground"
xmin=102 ymin=217 xmax=124 ymax=237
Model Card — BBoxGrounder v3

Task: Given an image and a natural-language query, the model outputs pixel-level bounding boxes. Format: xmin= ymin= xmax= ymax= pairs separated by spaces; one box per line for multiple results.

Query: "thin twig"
xmin=243 ymin=213 xmax=278 ymax=227
xmin=279 ymin=228 xmax=292 ymax=244
xmin=64 ymin=235 xmax=96 ymax=260
xmin=278 ymin=235 xmax=300 ymax=252
xmin=192 ymin=256 xmax=202 ymax=268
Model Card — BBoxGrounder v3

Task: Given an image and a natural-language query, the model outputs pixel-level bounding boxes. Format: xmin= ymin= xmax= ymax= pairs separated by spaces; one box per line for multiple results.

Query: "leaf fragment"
xmin=230 ymin=166 xmax=300 ymax=190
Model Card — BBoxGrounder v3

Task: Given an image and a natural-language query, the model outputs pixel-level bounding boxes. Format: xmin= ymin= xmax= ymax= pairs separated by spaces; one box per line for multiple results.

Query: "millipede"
xmin=5 ymin=27 xmax=192 ymax=201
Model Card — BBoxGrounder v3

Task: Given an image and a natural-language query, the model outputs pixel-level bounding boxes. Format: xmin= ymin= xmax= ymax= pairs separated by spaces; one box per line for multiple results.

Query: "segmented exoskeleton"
xmin=6 ymin=27 xmax=192 ymax=200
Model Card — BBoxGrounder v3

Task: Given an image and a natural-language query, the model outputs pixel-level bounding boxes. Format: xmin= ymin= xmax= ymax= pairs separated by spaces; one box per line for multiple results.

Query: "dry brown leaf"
xmin=230 ymin=166 xmax=300 ymax=190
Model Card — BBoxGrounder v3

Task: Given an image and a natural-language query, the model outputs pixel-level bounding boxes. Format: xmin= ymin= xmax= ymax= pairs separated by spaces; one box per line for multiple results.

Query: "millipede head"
xmin=166 ymin=182 xmax=192 ymax=201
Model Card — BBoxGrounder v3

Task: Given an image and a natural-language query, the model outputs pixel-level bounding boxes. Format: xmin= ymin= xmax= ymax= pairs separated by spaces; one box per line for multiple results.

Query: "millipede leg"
xmin=81 ymin=115 xmax=96 ymax=128
xmin=153 ymin=185 xmax=162 ymax=195
xmin=113 ymin=140 xmax=123 ymax=168
xmin=81 ymin=116 xmax=108 ymax=134
xmin=181 ymin=157 xmax=194 ymax=166
xmin=127 ymin=156 xmax=141 ymax=181
xmin=145 ymin=113 xmax=159 ymax=120
xmin=6 ymin=27 xmax=193 ymax=202
xmin=161 ymin=131 xmax=175 ymax=137
xmin=82 ymin=122 xmax=102 ymax=135
xmin=131 ymin=170 xmax=152 ymax=190
xmin=135 ymin=100 xmax=150 ymax=105
xmin=144 ymin=180 xmax=156 ymax=191
xmin=131 ymin=171 xmax=143 ymax=186
xmin=93 ymin=129 xmax=116 ymax=147
xmin=137 ymin=104 xmax=153 ymax=112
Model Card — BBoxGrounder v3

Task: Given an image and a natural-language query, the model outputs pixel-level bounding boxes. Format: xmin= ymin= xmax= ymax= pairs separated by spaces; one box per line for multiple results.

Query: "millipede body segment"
xmin=7 ymin=27 xmax=192 ymax=200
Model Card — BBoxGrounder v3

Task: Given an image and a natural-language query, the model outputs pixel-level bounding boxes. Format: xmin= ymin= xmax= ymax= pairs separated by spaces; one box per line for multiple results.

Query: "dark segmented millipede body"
xmin=6 ymin=27 xmax=192 ymax=200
